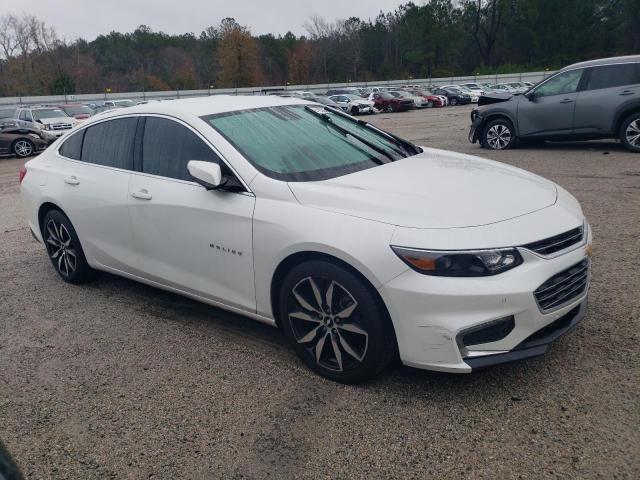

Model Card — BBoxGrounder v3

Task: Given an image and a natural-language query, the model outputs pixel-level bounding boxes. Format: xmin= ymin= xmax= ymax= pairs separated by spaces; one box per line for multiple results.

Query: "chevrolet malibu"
xmin=20 ymin=96 xmax=592 ymax=383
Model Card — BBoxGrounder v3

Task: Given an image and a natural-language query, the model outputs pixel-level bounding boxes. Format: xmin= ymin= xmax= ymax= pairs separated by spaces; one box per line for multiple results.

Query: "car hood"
xmin=38 ymin=117 xmax=74 ymax=125
xmin=288 ymin=147 xmax=557 ymax=229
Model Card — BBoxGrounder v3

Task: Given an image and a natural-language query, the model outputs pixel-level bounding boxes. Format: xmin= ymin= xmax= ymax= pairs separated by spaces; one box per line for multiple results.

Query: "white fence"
xmin=0 ymin=70 xmax=555 ymax=106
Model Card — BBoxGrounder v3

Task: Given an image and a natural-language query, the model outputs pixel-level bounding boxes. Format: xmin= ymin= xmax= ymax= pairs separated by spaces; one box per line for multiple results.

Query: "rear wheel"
xmin=42 ymin=210 xmax=96 ymax=284
xmin=12 ymin=139 xmax=34 ymax=158
xmin=450 ymin=97 xmax=458 ymax=106
xmin=279 ymin=260 xmax=396 ymax=383
xmin=482 ymin=118 xmax=516 ymax=150
xmin=620 ymin=113 xmax=640 ymax=152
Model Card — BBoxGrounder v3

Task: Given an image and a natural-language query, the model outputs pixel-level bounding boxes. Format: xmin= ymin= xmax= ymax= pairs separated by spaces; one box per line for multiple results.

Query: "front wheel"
xmin=279 ymin=260 xmax=396 ymax=383
xmin=12 ymin=139 xmax=34 ymax=158
xmin=620 ymin=113 xmax=640 ymax=152
xmin=449 ymin=97 xmax=458 ymax=106
xmin=350 ymin=106 xmax=359 ymax=115
xmin=42 ymin=210 xmax=96 ymax=284
xmin=482 ymin=118 xmax=516 ymax=150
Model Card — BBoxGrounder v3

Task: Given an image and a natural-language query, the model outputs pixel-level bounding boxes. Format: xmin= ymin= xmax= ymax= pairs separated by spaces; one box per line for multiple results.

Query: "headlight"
xmin=44 ymin=124 xmax=52 ymax=130
xmin=391 ymin=246 xmax=523 ymax=277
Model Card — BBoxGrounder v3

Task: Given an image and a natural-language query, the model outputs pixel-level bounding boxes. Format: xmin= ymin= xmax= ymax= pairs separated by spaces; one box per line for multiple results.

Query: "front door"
xmin=517 ymin=68 xmax=585 ymax=137
xmin=127 ymin=116 xmax=256 ymax=312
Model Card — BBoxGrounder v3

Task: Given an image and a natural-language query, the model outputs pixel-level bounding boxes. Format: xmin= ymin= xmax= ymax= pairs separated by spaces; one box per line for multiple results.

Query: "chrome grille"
xmin=52 ymin=123 xmax=73 ymax=130
xmin=523 ymin=225 xmax=583 ymax=256
xmin=534 ymin=259 xmax=590 ymax=312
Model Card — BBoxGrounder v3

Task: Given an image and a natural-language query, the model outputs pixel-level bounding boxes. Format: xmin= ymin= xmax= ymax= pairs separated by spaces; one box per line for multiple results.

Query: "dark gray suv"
xmin=469 ymin=55 xmax=640 ymax=152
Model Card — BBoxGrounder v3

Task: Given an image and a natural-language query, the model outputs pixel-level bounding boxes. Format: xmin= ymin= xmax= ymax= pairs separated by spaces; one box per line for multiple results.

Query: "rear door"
xmin=56 ymin=117 xmax=138 ymax=272
xmin=573 ymin=62 xmax=640 ymax=135
xmin=517 ymin=68 xmax=585 ymax=137
xmin=127 ymin=116 xmax=256 ymax=311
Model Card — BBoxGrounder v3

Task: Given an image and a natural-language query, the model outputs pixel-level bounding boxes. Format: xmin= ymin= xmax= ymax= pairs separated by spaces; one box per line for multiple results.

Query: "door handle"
xmin=64 ymin=175 xmax=80 ymax=185
xmin=131 ymin=189 xmax=152 ymax=200
xmin=619 ymin=90 xmax=634 ymax=96
xmin=560 ymin=98 xmax=574 ymax=104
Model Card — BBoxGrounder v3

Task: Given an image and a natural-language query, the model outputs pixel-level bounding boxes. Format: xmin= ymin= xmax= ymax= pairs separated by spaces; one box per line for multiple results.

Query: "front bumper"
xmin=378 ymin=232 xmax=592 ymax=373
xmin=469 ymin=112 xmax=483 ymax=143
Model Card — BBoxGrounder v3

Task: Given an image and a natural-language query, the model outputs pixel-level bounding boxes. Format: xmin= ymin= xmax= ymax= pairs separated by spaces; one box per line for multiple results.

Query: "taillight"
xmin=19 ymin=165 xmax=27 ymax=184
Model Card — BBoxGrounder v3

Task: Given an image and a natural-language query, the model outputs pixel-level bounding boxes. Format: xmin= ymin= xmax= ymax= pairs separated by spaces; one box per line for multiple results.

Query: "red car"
xmin=409 ymin=89 xmax=445 ymax=108
xmin=52 ymin=104 xmax=93 ymax=121
xmin=369 ymin=92 xmax=413 ymax=112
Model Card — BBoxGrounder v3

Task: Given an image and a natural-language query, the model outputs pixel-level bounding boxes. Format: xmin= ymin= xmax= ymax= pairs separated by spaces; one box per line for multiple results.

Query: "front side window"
xmin=204 ymin=105 xmax=415 ymax=182
xmin=81 ymin=117 xmax=137 ymax=169
xmin=142 ymin=117 xmax=220 ymax=181
xmin=586 ymin=63 xmax=640 ymax=90
xmin=535 ymin=69 xmax=583 ymax=97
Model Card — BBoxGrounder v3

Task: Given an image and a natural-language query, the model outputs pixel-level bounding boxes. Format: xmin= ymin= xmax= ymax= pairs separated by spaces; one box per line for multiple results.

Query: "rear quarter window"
xmin=587 ymin=63 xmax=640 ymax=90
xmin=59 ymin=130 xmax=85 ymax=160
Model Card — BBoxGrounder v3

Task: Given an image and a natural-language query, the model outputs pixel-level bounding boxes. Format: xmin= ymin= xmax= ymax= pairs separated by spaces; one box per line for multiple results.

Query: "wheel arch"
xmin=269 ymin=250 xmax=396 ymax=344
xmin=38 ymin=201 xmax=66 ymax=236
xmin=612 ymin=102 xmax=640 ymax=134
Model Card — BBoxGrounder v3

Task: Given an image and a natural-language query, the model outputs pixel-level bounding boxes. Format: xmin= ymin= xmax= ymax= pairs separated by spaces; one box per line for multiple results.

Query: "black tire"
xmin=279 ymin=260 xmax=396 ymax=383
xmin=384 ymin=104 xmax=393 ymax=113
xmin=42 ymin=210 xmax=96 ymax=284
xmin=350 ymin=106 xmax=359 ymax=115
xmin=12 ymin=138 xmax=34 ymax=158
xmin=449 ymin=97 xmax=458 ymax=106
xmin=620 ymin=112 xmax=640 ymax=153
xmin=482 ymin=118 xmax=516 ymax=150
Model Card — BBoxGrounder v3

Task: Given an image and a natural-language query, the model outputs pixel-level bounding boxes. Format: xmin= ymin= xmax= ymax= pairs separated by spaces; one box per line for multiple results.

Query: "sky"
xmin=0 ymin=0 xmax=407 ymax=42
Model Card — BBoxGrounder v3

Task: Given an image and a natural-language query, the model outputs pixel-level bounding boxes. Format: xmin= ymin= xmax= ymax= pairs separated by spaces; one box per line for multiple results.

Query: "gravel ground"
xmin=0 ymin=105 xmax=638 ymax=479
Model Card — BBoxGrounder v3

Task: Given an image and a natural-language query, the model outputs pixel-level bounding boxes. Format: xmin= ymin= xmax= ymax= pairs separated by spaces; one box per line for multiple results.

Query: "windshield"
xmin=32 ymin=109 xmax=69 ymax=120
xmin=203 ymin=105 xmax=417 ymax=182
xmin=62 ymin=106 xmax=92 ymax=115
xmin=0 ymin=108 xmax=15 ymax=119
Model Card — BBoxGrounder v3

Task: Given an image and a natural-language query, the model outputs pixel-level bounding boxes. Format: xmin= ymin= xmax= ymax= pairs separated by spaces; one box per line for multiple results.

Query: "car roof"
xmin=87 ymin=95 xmax=312 ymax=121
xmin=562 ymin=55 xmax=640 ymax=71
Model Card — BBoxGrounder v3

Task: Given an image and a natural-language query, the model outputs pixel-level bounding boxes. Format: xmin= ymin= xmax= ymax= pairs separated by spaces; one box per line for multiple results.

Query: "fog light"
xmin=457 ymin=315 xmax=515 ymax=348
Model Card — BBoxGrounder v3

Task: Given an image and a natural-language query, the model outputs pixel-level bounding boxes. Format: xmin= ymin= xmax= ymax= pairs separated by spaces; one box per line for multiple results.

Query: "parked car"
xmin=20 ymin=95 xmax=592 ymax=383
xmin=469 ymin=55 xmax=640 ymax=152
xmin=1 ymin=129 xmax=49 ymax=158
xmin=326 ymin=88 xmax=363 ymax=97
xmin=368 ymin=92 xmax=413 ymax=112
xmin=311 ymin=95 xmax=340 ymax=107
xmin=505 ymin=82 xmax=532 ymax=92
xmin=55 ymin=104 xmax=94 ymax=121
xmin=460 ymin=83 xmax=486 ymax=95
xmin=103 ymin=99 xmax=136 ymax=108
xmin=14 ymin=107 xmax=77 ymax=139
xmin=388 ymin=90 xmax=428 ymax=108
xmin=328 ymin=94 xmax=376 ymax=115
xmin=489 ymin=83 xmax=522 ymax=94
xmin=1 ymin=106 xmax=57 ymax=144
xmin=432 ymin=87 xmax=472 ymax=106
xmin=406 ymin=89 xmax=445 ymax=107
xmin=441 ymin=85 xmax=480 ymax=103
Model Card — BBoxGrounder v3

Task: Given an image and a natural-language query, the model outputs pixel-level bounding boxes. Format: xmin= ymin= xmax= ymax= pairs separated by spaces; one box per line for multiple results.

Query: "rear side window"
xmin=59 ymin=130 xmax=84 ymax=160
xmin=141 ymin=117 xmax=219 ymax=181
xmin=81 ymin=117 xmax=137 ymax=169
xmin=587 ymin=63 xmax=640 ymax=90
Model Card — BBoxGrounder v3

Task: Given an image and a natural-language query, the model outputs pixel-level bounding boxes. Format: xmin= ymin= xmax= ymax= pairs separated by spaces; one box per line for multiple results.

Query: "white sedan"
xmin=328 ymin=94 xmax=376 ymax=115
xmin=20 ymin=96 xmax=592 ymax=383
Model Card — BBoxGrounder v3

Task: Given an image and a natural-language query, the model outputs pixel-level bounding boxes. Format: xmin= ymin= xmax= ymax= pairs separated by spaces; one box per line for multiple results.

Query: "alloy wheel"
xmin=14 ymin=140 xmax=33 ymax=157
xmin=45 ymin=219 xmax=77 ymax=277
xmin=486 ymin=124 xmax=512 ymax=149
xmin=287 ymin=276 xmax=368 ymax=372
xmin=626 ymin=119 xmax=640 ymax=147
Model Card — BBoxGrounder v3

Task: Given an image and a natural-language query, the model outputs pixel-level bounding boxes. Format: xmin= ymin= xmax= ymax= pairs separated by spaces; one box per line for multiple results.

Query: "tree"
xmin=216 ymin=18 xmax=263 ymax=88
xmin=50 ymin=72 xmax=75 ymax=94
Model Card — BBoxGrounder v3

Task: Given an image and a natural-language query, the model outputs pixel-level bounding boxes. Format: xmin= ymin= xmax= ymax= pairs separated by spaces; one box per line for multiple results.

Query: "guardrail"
xmin=0 ymin=70 xmax=555 ymax=106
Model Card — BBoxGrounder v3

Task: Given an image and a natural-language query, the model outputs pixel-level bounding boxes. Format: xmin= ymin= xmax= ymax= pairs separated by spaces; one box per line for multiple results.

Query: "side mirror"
xmin=526 ymin=91 xmax=536 ymax=101
xmin=187 ymin=160 xmax=225 ymax=190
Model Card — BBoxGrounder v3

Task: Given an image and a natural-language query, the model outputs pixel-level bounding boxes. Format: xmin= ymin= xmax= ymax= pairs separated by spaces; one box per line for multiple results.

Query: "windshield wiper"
xmin=323 ymin=105 xmax=422 ymax=156
xmin=304 ymin=106 xmax=393 ymax=165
